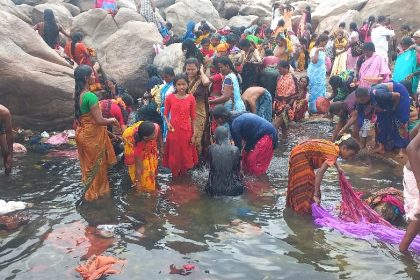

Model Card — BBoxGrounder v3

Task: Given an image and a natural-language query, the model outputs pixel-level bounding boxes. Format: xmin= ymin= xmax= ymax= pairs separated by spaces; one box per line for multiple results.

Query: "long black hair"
xmin=74 ymin=65 xmax=92 ymax=120
xmin=135 ymin=121 xmax=156 ymax=143
xmin=43 ymin=9 xmax=59 ymax=48
xmin=71 ymin=32 xmax=83 ymax=58
xmin=217 ymin=56 xmax=238 ymax=75
xmin=182 ymin=39 xmax=203 ymax=63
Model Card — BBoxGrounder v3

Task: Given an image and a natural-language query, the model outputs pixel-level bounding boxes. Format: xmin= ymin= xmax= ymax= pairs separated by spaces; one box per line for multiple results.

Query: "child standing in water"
xmin=399 ymin=125 xmax=420 ymax=252
xmin=163 ymin=74 xmax=198 ymax=177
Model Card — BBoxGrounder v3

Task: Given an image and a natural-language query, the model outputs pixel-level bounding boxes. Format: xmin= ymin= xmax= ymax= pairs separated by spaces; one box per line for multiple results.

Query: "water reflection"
xmin=0 ymin=120 xmax=419 ymax=279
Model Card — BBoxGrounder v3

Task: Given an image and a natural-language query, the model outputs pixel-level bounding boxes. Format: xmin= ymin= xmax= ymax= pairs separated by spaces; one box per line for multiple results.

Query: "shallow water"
xmin=0 ymin=120 xmax=419 ymax=280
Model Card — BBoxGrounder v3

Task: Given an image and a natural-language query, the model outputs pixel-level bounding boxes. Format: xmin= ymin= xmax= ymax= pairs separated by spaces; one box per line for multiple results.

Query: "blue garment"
xmin=393 ymin=49 xmax=417 ymax=83
xmin=147 ymin=76 xmax=163 ymax=91
xmin=373 ymin=82 xmax=410 ymax=150
xmin=160 ymin=81 xmax=174 ymax=141
xmin=182 ymin=21 xmax=196 ymax=42
xmin=223 ymin=73 xmax=246 ymax=113
xmin=307 ymin=50 xmax=326 ymax=113
xmin=256 ymin=90 xmax=273 ymax=122
xmin=229 ymin=113 xmax=278 ymax=152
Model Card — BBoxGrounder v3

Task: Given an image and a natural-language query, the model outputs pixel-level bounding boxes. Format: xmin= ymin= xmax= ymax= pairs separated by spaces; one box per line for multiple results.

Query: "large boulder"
xmin=316 ymin=10 xmax=362 ymax=34
xmin=11 ymin=0 xmax=47 ymax=5
xmin=0 ymin=11 xmax=74 ymax=130
xmin=62 ymin=2 xmax=80 ymax=16
xmin=98 ymin=21 xmax=162 ymax=98
xmin=71 ymin=9 xmax=118 ymax=50
xmin=116 ymin=0 xmax=136 ymax=10
xmin=156 ymin=0 xmax=175 ymax=8
xmin=359 ymin=0 xmax=420 ymax=33
xmin=114 ymin=7 xmax=145 ymax=27
xmin=228 ymin=15 xmax=258 ymax=28
xmin=165 ymin=0 xmax=222 ymax=35
xmin=220 ymin=2 xmax=240 ymax=20
xmin=32 ymin=3 xmax=73 ymax=29
xmin=0 ymin=0 xmax=32 ymax=23
xmin=153 ymin=43 xmax=184 ymax=75
xmin=15 ymin=3 xmax=34 ymax=20
xmin=312 ymin=0 xmax=368 ymax=29
xmin=65 ymin=0 xmax=94 ymax=12
xmin=239 ymin=5 xmax=270 ymax=18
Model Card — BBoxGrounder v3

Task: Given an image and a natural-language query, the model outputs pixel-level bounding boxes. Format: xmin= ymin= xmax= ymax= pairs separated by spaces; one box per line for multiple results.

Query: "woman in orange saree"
xmin=122 ymin=121 xmax=162 ymax=192
xmin=65 ymin=32 xmax=102 ymax=91
xmin=74 ymin=65 xmax=119 ymax=202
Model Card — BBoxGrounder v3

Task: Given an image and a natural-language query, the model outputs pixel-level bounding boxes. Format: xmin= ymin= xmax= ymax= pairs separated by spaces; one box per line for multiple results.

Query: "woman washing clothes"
xmin=286 ymin=136 xmax=360 ymax=215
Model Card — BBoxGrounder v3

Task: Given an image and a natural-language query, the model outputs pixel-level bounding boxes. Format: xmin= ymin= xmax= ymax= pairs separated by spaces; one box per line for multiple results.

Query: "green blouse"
xmin=80 ymin=92 xmax=98 ymax=114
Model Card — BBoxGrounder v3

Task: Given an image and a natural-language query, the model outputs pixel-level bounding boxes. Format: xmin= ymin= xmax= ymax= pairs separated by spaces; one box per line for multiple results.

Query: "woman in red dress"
xmin=163 ymin=74 xmax=198 ymax=177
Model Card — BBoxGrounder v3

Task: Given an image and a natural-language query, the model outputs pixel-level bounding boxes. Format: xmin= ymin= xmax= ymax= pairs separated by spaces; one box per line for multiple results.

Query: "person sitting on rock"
xmin=241 ymin=86 xmax=273 ymax=122
xmin=33 ymin=9 xmax=70 ymax=49
xmin=206 ymin=126 xmax=244 ymax=196
xmin=0 ymin=104 xmax=13 ymax=174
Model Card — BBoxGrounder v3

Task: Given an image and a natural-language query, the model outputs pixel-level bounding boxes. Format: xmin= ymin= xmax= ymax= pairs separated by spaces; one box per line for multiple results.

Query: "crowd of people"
xmin=1 ymin=1 xmax=420 ymax=254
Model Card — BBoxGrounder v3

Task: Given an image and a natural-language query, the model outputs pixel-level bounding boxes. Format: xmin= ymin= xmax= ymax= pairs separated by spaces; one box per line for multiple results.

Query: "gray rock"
xmin=316 ymin=10 xmax=362 ymax=34
xmin=32 ymin=3 xmax=73 ymax=29
xmin=62 ymin=2 xmax=80 ymax=16
xmin=239 ymin=5 xmax=270 ymax=18
xmin=0 ymin=11 xmax=74 ymax=130
xmin=228 ymin=15 xmax=258 ymax=28
xmin=12 ymin=0 xmax=47 ymax=5
xmin=153 ymin=43 xmax=185 ymax=75
xmin=116 ymin=0 xmax=136 ymax=10
xmin=98 ymin=21 xmax=162 ymax=98
xmin=1 ymin=0 xmax=32 ymax=23
xmin=114 ymin=7 xmax=145 ymax=27
xmin=312 ymin=0 xmax=368 ymax=29
xmin=65 ymin=0 xmax=94 ymax=12
xmin=155 ymin=0 xmax=175 ymax=9
xmin=221 ymin=3 xmax=240 ymax=20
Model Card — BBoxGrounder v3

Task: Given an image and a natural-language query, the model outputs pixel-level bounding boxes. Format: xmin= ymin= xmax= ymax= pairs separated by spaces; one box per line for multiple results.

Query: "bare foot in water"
xmin=373 ymin=144 xmax=385 ymax=155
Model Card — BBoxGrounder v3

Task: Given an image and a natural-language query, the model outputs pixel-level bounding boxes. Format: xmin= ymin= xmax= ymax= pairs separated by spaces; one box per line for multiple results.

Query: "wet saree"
xmin=307 ymin=49 xmax=326 ymax=113
xmin=122 ymin=121 xmax=159 ymax=192
xmin=76 ymin=115 xmax=116 ymax=201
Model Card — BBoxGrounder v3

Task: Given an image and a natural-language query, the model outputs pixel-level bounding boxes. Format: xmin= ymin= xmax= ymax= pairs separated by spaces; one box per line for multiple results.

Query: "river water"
xmin=0 ymin=120 xmax=419 ymax=279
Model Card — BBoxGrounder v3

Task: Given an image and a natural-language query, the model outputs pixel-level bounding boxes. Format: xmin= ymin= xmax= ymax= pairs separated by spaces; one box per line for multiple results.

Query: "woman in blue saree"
xmin=307 ymin=34 xmax=328 ymax=113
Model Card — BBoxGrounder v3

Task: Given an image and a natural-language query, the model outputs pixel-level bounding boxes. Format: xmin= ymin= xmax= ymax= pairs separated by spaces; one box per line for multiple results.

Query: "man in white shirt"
xmin=371 ymin=16 xmax=395 ymax=64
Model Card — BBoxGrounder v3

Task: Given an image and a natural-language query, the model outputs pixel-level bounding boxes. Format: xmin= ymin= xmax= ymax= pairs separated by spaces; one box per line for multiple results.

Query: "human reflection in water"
xmin=206 ymin=126 xmax=244 ymax=196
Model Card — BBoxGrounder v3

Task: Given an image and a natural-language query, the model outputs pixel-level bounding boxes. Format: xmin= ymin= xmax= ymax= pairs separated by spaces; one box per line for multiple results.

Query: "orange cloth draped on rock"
xmin=76 ymin=115 xmax=116 ymax=201
xmin=286 ymin=139 xmax=339 ymax=214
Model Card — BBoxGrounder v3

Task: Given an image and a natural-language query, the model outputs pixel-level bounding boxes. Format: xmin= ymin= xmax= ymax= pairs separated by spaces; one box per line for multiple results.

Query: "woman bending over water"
xmin=74 ymin=65 xmax=119 ymax=202
xmin=286 ymin=136 xmax=360 ymax=214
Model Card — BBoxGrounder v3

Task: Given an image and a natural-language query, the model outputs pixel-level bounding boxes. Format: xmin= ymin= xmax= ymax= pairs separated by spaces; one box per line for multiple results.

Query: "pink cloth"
xmin=241 ymin=135 xmax=274 ymax=176
xmin=403 ymin=166 xmax=420 ymax=221
xmin=45 ymin=132 xmax=68 ymax=145
xmin=358 ymin=53 xmax=391 ymax=88
xmin=325 ymin=57 xmax=332 ymax=73
xmin=95 ymin=0 xmax=103 ymax=8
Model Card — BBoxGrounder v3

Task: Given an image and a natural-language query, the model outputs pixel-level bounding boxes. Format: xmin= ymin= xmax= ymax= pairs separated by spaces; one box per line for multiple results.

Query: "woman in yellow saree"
xmin=74 ymin=65 xmax=119 ymax=202
xmin=122 ymin=121 xmax=162 ymax=192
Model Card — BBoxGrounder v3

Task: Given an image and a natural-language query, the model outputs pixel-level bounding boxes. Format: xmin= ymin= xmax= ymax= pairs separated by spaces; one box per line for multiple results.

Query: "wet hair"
xmin=211 ymin=33 xmax=221 ymax=40
xmin=182 ymin=39 xmax=200 ymax=58
xmin=300 ymin=75 xmax=309 ymax=84
xmin=338 ymin=137 xmax=361 ymax=153
xmin=278 ymin=60 xmax=290 ymax=69
xmin=329 ymin=101 xmax=345 ymax=115
xmin=265 ymin=49 xmax=274 ymax=56
xmin=201 ymin=37 xmax=210 ymax=45
xmin=401 ymin=36 xmax=414 ymax=47
xmin=43 ymin=9 xmax=59 ymax=48
xmin=277 ymin=19 xmax=285 ymax=27
xmin=276 ymin=33 xmax=286 ymax=42
xmin=363 ymin=42 xmax=375 ymax=52
xmin=173 ymin=73 xmax=189 ymax=92
xmin=121 ymin=93 xmax=134 ymax=107
xmin=73 ymin=65 xmax=92 ymax=120
xmin=238 ymin=39 xmax=251 ymax=49
xmin=329 ymin=75 xmax=342 ymax=88
xmin=339 ymin=22 xmax=346 ymax=28
xmin=264 ymin=28 xmax=273 ymax=35
xmin=162 ymin=66 xmax=175 ymax=77
xmin=71 ymin=32 xmax=84 ymax=57
xmin=226 ymin=34 xmax=239 ymax=44
xmin=212 ymin=105 xmax=231 ymax=121
xmin=400 ymin=80 xmax=413 ymax=96
xmin=184 ymin=57 xmax=200 ymax=73
xmin=350 ymin=22 xmax=358 ymax=31
xmin=355 ymin=87 xmax=370 ymax=97
xmin=217 ymin=56 xmax=238 ymax=74
xmin=146 ymin=64 xmax=160 ymax=80
xmin=166 ymin=22 xmax=172 ymax=30
xmin=214 ymin=126 xmax=229 ymax=144
xmin=299 ymin=38 xmax=308 ymax=45
xmin=315 ymin=34 xmax=329 ymax=46
xmin=135 ymin=121 xmax=156 ymax=143
xmin=401 ymin=24 xmax=411 ymax=31
xmin=306 ymin=5 xmax=311 ymax=11
xmin=201 ymin=23 xmax=211 ymax=32
xmin=368 ymin=15 xmax=375 ymax=22
xmin=377 ymin=16 xmax=386 ymax=23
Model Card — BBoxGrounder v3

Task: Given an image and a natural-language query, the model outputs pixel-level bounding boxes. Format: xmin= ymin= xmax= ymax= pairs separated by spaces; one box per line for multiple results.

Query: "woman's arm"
xmin=339 ymin=111 xmax=358 ymax=135
xmin=90 ymin=103 xmax=119 ymax=126
xmin=407 ymin=129 xmax=420 ymax=188
xmin=59 ymin=26 xmax=71 ymax=39
xmin=311 ymin=48 xmax=321 ymax=64
xmin=209 ymin=84 xmax=232 ymax=105
xmin=332 ymin=121 xmax=344 ymax=142
xmin=391 ymin=92 xmax=401 ymax=111
xmin=313 ymin=161 xmax=330 ymax=204
xmin=200 ymin=65 xmax=211 ymax=87
xmin=134 ymin=155 xmax=143 ymax=189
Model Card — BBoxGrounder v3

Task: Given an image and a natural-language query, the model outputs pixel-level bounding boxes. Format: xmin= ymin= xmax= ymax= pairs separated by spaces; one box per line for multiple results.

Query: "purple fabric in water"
xmin=312 ymin=203 xmax=420 ymax=253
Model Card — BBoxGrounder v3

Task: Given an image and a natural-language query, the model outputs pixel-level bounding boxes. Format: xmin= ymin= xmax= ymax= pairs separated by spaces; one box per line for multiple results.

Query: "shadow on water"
xmin=0 ymin=120 xmax=419 ymax=279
